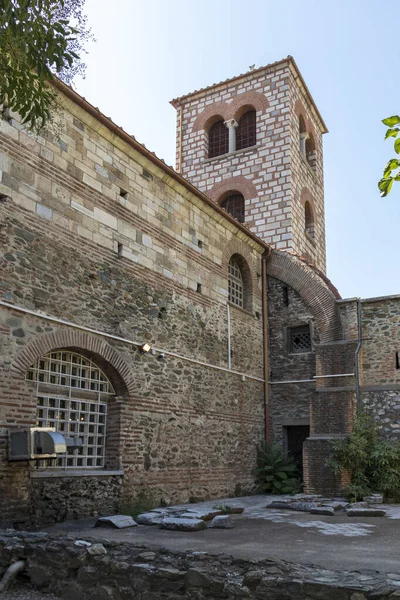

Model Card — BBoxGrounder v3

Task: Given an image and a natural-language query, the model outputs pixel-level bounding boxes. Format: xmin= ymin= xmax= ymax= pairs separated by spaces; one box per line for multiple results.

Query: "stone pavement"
xmin=45 ymin=494 xmax=400 ymax=573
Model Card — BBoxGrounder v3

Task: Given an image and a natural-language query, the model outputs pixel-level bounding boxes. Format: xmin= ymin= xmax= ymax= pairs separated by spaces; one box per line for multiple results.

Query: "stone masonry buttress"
xmin=171 ymin=57 xmax=327 ymax=273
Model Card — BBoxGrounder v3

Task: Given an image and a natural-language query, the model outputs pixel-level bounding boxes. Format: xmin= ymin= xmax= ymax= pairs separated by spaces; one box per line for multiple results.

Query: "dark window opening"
xmin=142 ymin=168 xmax=153 ymax=180
xmin=208 ymin=120 xmax=229 ymax=158
xmin=283 ymin=286 xmax=289 ymax=307
xmin=117 ymin=242 xmax=123 ymax=258
xmin=198 ymin=239 xmax=203 ymax=249
xmin=119 ymin=189 xmax=127 ymax=199
xmin=289 ymin=325 xmax=311 ymax=354
xmin=196 ymin=283 xmax=202 ymax=293
xmin=305 ymin=202 xmax=315 ymax=239
xmin=396 ymin=352 xmax=400 ymax=369
xmin=221 ymin=193 xmax=245 ymax=223
xmin=236 ymin=110 xmax=256 ymax=151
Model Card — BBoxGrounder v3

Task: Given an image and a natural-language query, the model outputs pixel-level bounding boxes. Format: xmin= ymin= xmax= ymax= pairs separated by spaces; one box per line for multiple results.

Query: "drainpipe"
xmin=262 ymin=250 xmax=271 ymax=443
xmin=227 ymin=303 xmax=231 ymax=369
xmin=355 ymin=297 xmax=363 ymax=410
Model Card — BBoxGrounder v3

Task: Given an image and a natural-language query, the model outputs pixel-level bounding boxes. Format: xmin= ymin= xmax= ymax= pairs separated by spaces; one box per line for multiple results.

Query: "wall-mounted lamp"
xmin=139 ymin=343 xmax=151 ymax=354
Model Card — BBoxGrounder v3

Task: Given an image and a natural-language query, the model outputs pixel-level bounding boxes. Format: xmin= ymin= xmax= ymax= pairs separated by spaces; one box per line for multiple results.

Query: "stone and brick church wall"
xmin=0 ymin=90 xmax=265 ymax=525
xmin=359 ymin=296 xmax=400 ymax=438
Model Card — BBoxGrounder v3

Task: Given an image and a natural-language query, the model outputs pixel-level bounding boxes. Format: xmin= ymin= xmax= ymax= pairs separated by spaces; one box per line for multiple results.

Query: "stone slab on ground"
xmin=179 ymin=509 xmax=222 ymax=521
xmin=158 ymin=518 xmax=207 ymax=532
xmin=94 ymin=515 xmax=137 ymax=529
xmin=310 ymin=507 xmax=335 ymax=516
xmin=208 ymin=515 xmax=234 ymax=528
xmin=347 ymin=508 xmax=387 ymax=517
xmin=364 ymin=494 xmax=384 ymax=504
xmin=136 ymin=513 xmax=164 ymax=526
xmin=266 ymin=500 xmax=319 ymax=513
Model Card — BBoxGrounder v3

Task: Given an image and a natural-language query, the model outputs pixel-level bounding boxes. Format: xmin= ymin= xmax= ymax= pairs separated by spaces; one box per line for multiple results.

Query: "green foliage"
xmin=253 ymin=442 xmax=302 ymax=495
xmin=328 ymin=411 xmax=400 ymax=502
xmin=0 ymin=0 xmax=92 ymax=131
xmin=119 ymin=489 xmax=156 ymax=519
xmin=379 ymin=115 xmax=400 ymax=197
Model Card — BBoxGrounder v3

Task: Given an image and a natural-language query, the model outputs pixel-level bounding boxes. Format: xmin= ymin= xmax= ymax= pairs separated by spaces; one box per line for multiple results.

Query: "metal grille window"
xmin=228 ymin=258 xmax=244 ymax=308
xmin=289 ymin=326 xmax=312 ymax=354
xmin=236 ymin=110 xmax=256 ymax=151
xmin=221 ymin=194 xmax=245 ymax=223
xmin=27 ymin=351 xmax=114 ymax=468
xmin=208 ymin=120 xmax=229 ymax=158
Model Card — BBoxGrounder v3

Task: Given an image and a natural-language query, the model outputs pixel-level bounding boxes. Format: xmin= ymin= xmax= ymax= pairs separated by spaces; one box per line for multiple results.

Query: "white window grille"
xmin=26 ymin=351 xmax=114 ymax=468
xmin=229 ymin=258 xmax=244 ymax=308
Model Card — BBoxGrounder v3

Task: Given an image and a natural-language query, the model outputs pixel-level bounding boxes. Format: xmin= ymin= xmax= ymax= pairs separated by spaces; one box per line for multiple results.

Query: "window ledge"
xmin=204 ymin=145 xmax=258 ymax=164
xmin=30 ymin=469 xmax=124 ymax=479
xmin=228 ymin=301 xmax=255 ymax=318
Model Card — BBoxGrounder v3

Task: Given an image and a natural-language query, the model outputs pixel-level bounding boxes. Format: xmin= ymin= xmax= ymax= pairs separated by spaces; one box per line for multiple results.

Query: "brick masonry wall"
xmin=267 ymin=276 xmax=318 ymax=442
xmin=174 ymin=59 xmax=326 ymax=272
xmin=0 ymin=93 xmax=266 ymax=524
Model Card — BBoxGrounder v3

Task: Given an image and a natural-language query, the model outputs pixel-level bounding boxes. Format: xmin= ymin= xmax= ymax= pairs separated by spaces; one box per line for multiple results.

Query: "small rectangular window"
xmin=289 ymin=325 xmax=311 ymax=354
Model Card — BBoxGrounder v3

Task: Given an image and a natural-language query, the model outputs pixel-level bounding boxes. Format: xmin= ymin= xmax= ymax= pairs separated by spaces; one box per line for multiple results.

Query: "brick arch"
xmin=222 ymin=239 xmax=259 ymax=311
xmin=228 ymin=91 xmax=269 ymax=121
xmin=192 ymin=101 xmax=230 ymax=133
xmin=267 ymin=250 xmax=343 ymax=343
xmin=207 ymin=176 xmax=258 ymax=202
xmin=294 ymin=100 xmax=317 ymax=145
xmin=11 ymin=329 xmax=135 ymax=396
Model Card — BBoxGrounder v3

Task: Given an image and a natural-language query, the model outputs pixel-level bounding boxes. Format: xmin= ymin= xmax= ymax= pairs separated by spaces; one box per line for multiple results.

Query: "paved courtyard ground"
xmin=45 ymin=494 xmax=400 ymax=573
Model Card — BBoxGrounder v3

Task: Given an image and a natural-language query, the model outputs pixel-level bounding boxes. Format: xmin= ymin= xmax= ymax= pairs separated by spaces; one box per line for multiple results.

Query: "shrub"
xmin=253 ymin=442 xmax=302 ymax=495
xmin=328 ymin=411 xmax=400 ymax=502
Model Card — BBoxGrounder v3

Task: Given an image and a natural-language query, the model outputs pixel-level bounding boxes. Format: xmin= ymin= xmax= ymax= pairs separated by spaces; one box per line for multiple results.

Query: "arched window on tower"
xmin=228 ymin=257 xmax=244 ymax=308
xmin=236 ymin=110 xmax=256 ymax=151
xmin=27 ymin=350 xmax=114 ymax=469
xmin=220 ymin=193 xmax=245 ymax=223
xmin=208 ymin=119 xmax=229 ymax=158
xmin=299 ymin=115 xmax=306 ymax=153
xmin=304 ymin=201 xmax=315 ymax=239
xmin=305 ymin=133 xmax=316 ymax=172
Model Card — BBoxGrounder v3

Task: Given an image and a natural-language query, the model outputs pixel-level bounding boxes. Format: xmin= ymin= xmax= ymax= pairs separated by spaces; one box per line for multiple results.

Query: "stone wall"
xmin=0 ymin=87 xmax=265 ymax=525
xmin=0 ymin=531 xmax=398 ymax=599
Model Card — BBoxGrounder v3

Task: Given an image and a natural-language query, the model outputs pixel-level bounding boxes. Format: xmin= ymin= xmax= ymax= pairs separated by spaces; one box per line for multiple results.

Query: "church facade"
xmin=0 ymin=57 xmax=399 ymax=525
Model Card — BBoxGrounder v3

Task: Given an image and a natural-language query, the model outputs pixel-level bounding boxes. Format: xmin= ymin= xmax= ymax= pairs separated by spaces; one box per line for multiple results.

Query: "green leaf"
xmin=383 ymin=116 xmax=400 ymax=127
xmin=395 ymin=138 xmax=400 ymax=155
xmin=385 ymin=128 xmax=400 ymax=140
xmin=378 ymin=177 xmax=394 ymax=197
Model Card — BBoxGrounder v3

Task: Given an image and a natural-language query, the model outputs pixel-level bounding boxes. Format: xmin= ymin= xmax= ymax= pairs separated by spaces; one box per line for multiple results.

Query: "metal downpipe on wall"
xmin=355 ymin=297 xmax=363 ymax=410
xmin=262 ymin=250 xmax=270 ymax=443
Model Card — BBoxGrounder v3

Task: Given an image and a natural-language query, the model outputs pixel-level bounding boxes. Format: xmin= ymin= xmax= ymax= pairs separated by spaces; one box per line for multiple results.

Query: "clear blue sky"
xmin=77 ymin=0 xmax=399 ymax=300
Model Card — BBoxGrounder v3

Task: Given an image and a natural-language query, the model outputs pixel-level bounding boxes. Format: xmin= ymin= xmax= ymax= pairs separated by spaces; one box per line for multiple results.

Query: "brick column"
xmin=303 ymin=341 xmax=357 ymax=495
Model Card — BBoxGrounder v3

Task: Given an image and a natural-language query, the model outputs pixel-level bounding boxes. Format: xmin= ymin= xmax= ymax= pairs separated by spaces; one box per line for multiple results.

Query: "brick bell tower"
xmin=171 ymin=56 xmax=327 ymax=273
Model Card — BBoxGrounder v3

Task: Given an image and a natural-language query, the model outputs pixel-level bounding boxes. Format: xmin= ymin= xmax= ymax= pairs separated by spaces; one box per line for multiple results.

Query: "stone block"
xmin=136 ymin=513 xmax=163 ymax=526
xmin=179 ymin=509 xmax=222 ymax=521
xmin=310 ymin=507 xmax=335 ymax=516
xmin=364 ymin=494 xmax=383 ymax=504
xmin=158 ymin=518 xmax=207 ymax=532
xmin=208 ymin=515 xmax=234 ymax=528
xmin=95 ymin=515 xmax=137 ymax=529
xmin=346 ymin=508 xmax=386 ymax=517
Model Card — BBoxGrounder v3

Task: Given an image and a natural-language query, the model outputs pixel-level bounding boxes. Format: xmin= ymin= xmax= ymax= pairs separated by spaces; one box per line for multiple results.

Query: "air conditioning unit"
xmin=8 ymin=427 xmax=67 ymax=461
